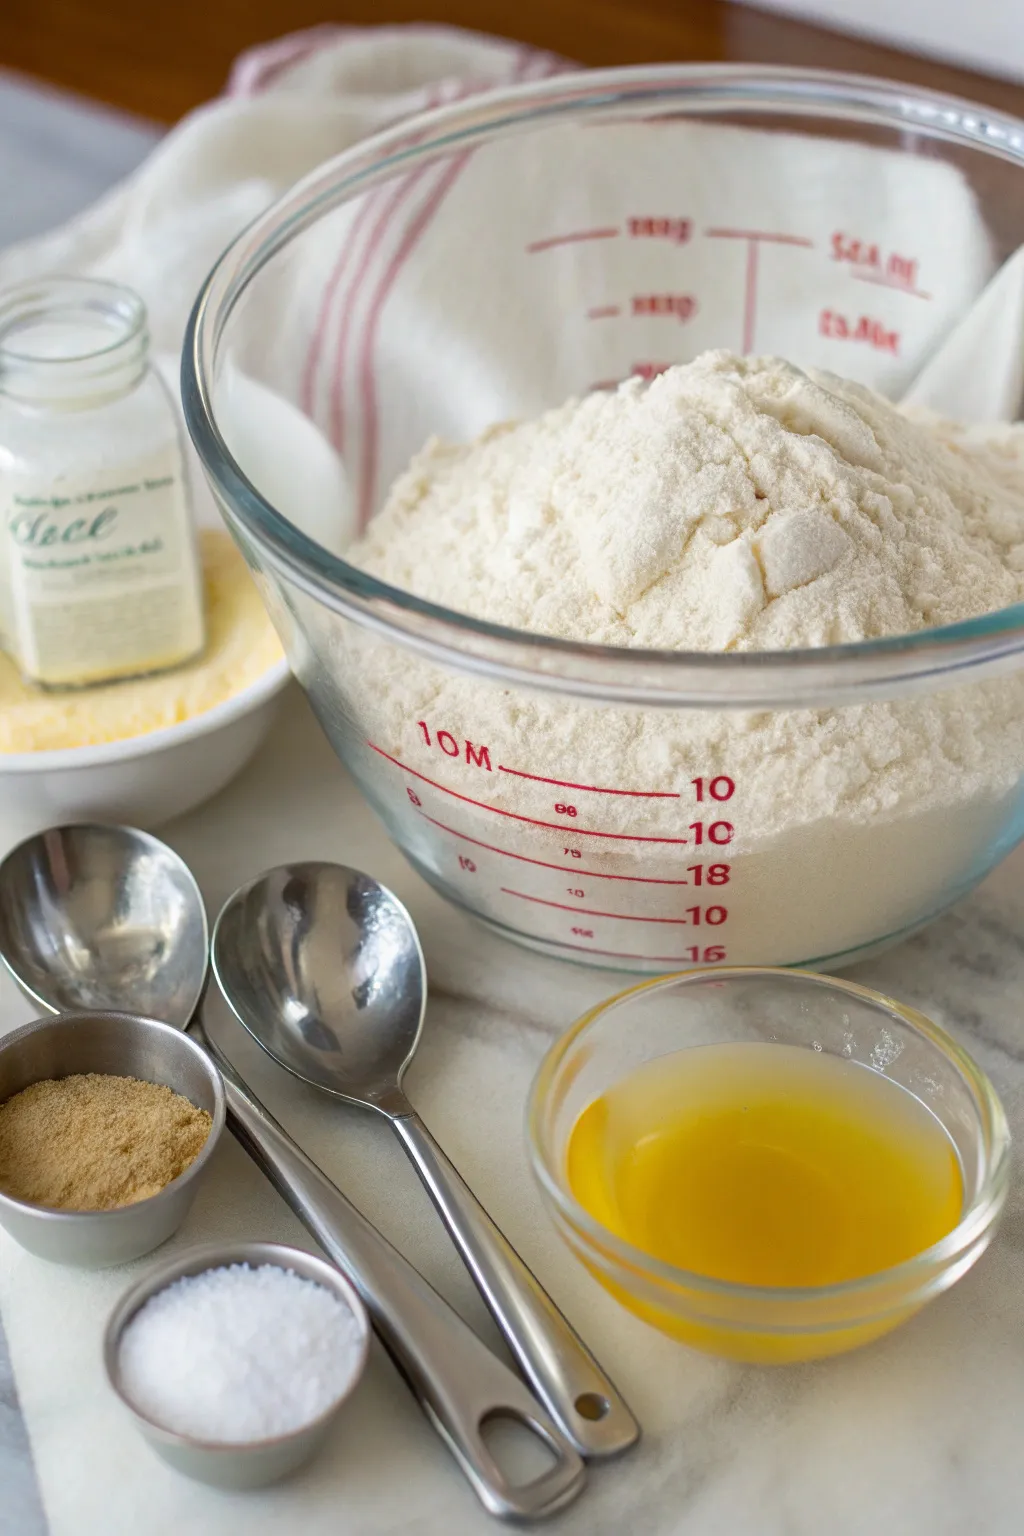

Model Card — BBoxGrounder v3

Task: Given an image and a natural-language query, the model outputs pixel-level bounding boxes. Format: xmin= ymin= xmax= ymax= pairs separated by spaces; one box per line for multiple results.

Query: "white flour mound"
xmin=343 ymin=352 xmax=1024 ymax=967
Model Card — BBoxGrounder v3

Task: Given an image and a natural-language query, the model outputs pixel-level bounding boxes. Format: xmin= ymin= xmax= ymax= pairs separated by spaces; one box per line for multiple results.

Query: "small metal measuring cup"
xmin=104 ymin=1241 xmax=371 ymax=1490
xmin=0 ymin=1010 xmax=225 ymax=1268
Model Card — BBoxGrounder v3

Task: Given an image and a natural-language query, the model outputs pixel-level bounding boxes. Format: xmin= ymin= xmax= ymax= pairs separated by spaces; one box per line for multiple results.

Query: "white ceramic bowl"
xmin=0 ymin=358 xmax=350 ymax=855
xmin=0 ymin=660 xmax=290 ymax=855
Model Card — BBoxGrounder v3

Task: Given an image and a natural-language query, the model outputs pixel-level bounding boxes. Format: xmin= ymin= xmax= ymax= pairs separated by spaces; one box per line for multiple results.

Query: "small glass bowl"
xmin=527 ymin=967 xmax=1010 ymax=1364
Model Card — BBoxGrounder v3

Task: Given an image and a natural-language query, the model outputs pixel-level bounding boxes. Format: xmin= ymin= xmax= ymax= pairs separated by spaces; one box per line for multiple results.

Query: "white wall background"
xmin=745 ymin=0 xmax=1024 ymax=86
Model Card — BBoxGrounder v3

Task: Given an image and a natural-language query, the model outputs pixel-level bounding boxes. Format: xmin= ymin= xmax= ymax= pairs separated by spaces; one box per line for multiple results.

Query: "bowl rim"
xmin=0 ymin=277 xmax=147 ymax=367
xmin=526 ymin=965 xmax=1012 ymax=1312
xmin=103 ymin=1240 xmax=372 ymax=1452
xmin=183 ymin=62 xmax=1024 ymax=708
xmin=0 ymin=1010 xmax=227 ymax=1226
xmin=0 ymin=656 xmax=289 ymax=775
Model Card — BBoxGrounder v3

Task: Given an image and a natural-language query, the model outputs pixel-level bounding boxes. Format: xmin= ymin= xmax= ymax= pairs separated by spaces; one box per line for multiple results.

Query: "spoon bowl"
xmin=211 ymin=864 xmax=422 ymax=1109
xmin=0 ymin=824 xmax=209 ymax=1028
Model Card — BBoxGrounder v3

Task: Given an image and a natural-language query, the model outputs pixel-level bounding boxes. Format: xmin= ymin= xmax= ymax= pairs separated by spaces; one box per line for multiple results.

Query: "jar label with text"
xmin=2 ymin=444 xmax=205 ymax=687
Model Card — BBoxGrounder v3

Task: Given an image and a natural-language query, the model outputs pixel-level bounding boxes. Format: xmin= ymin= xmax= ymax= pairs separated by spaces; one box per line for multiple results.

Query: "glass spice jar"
xmin=0 ymin=277 xmax=204 ymax=689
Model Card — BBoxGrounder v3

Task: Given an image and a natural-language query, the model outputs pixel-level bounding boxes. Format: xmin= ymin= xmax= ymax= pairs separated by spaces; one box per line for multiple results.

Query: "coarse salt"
xmin=117 ymin=1263 xmax=364 ymax=1443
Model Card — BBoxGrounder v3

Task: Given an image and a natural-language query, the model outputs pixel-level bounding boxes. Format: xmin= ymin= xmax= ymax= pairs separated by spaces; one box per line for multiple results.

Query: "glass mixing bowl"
xmin=183 ymin=65 xmax=1024 ymax=973
xmin=526 ymin=968 xmax=1010 ymax=1363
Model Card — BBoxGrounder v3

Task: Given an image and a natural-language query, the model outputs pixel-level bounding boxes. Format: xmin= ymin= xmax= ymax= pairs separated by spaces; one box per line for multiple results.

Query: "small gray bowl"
xmin=0 ymin=1011 xmax=225 ymax=1267
xmin=104 ymin=1241 xmax=371 ymax=1489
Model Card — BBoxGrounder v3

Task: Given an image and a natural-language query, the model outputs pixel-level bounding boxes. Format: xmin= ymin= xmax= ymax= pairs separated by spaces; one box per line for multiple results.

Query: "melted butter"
xmin=567 ymin=1042 xmax=963 ymax=1290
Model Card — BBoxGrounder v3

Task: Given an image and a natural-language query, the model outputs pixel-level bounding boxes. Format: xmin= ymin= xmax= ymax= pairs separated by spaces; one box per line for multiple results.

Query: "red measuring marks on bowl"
xmin=526 ymin=226 xmax=620 ymax=253
xmin=589 ymin=296 xmax=699 ymax=327
xmin=486 ymin=771 xmax=733 ymax=943
xmin=631 ymin=294 xmax=697 ymax=323
xmin=628 ymin=217 xmax=692 ymax=245
xmin=557 ymin=939 xmax=728 ymax=964
xmin=704 ymin=227 xmax=815 ymax=354
xmin=496 ymin=762 xmax=680 ymax=799
xmin=631 ymin=361 xmax=672 ymax=381
xmin=530 ymin=214 xmax=928 ymax=376
xmin=500 ymin=889 xmax=728 ymax=926
xmin=526 ymin=217 xmax=693 ymax=256
xmin=819 ymin=310 xmax=900 ymax=355
xmin=590 ymin=361 xmax=674 ymax=390
xmin=831 ymin=231 xmax=931 ymax=300
xmin=417 ymin=814 xmax=701 ymax=884
xmin=367 ymin=729 xmax=740 ymax=965
xmin=369 ymin=742 xmax=695 ymax=843
xmin=528 ymin=218 xmax=698 ymax=334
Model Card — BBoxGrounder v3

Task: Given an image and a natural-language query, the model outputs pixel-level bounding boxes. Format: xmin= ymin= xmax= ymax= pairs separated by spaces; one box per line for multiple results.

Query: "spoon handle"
xmin=391 ymin=1109 xmax=639 ymax=1460
xmin=193 ymin=1027 xmax=585 ymax=1522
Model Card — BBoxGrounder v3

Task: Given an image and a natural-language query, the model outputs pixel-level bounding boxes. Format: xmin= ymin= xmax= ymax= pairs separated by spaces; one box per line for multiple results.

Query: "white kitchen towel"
xmin=1 ymin=23 xmax=1022 ymax=549
xmin=0 ymin=26 xmax=564 ymax=349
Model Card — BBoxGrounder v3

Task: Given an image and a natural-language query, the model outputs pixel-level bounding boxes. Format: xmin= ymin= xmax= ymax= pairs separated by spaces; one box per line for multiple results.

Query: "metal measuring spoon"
xmin=0 ymin=824 xmax=586 ymax=1521
xmin=211 ymin=861 xmax=639 ymax=1460
xmin=0 ymin=824 xmax=208 ymax=1025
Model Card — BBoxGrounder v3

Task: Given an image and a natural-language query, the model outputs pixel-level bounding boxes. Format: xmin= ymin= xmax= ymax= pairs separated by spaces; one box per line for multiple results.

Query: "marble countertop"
xmin=2 ymin=684 xmax=1024 ymax=1536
